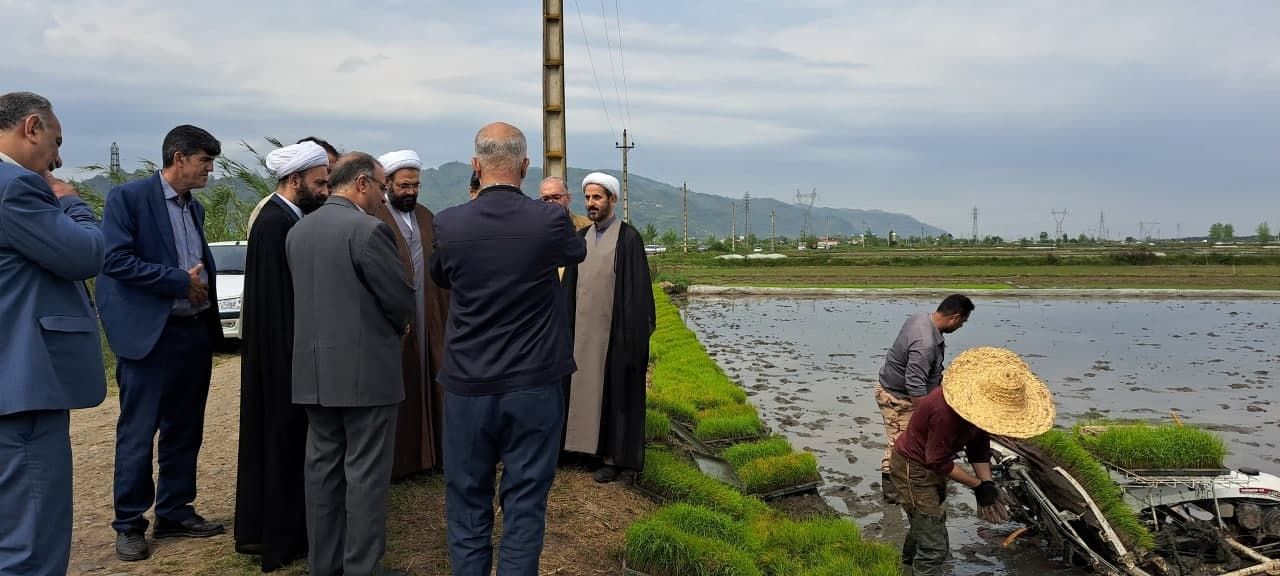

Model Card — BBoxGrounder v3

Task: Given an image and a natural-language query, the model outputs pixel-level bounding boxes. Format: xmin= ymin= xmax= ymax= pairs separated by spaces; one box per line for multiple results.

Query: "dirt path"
xmin=68 ymin=354 xmax=653 ymax=575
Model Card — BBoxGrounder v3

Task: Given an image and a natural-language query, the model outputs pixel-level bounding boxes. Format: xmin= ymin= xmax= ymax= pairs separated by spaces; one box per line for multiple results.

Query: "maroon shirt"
xmin=894 ymin=387 xmax=991 ymax=477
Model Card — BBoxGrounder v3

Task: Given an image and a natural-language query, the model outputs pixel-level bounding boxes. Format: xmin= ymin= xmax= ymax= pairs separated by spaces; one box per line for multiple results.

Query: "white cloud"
xmin=9 ymin=0 xmax=1280 ymax=237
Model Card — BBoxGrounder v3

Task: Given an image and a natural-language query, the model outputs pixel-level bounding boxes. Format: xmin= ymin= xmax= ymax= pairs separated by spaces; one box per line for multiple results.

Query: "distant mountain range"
xmin=76 ymin=162 xmax=948 ymax=239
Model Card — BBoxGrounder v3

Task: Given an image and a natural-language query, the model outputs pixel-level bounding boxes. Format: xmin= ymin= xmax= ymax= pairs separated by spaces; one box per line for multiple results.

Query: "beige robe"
xmin=565 ymin=220 xmax=621 ymax=454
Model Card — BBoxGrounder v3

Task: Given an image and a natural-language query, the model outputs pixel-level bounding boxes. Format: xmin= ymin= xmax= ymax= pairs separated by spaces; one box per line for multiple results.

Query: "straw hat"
xmin=942 ymin=347 xmax=1055 ymax=438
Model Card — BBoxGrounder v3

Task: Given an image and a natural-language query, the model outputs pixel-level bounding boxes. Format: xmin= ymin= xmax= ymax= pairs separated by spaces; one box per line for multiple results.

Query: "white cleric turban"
xmin=378 ymin=149 xmax=422 ymax=176
xmin=582 ymin=172 xmax=620 ymax=197
xmin=265 ymin=141 xmax=329 ymax=179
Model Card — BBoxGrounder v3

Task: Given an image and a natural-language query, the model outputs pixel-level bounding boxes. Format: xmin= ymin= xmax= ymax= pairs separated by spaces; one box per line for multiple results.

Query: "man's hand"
xmin=974 ymin=480 xmax=1013 ymax=523
xmin=187 ymin=263 xmax=208 ymax=306
xmin=43 ymin=172 xmax=78 ymax=199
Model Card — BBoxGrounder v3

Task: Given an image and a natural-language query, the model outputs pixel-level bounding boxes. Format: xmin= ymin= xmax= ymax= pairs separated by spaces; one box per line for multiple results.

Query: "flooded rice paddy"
xmin=681 ymin=296 xmax=1280 ymax=575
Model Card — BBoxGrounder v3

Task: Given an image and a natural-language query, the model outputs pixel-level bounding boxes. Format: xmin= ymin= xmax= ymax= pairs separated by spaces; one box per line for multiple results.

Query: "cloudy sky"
xmin=8 ymin=0 xmax=1279 ymax=238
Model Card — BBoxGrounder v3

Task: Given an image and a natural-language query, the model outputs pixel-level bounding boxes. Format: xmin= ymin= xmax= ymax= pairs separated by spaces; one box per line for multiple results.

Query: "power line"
xmin=613 ymin=0 xmax=634 ymax=130
xmin=599 ymin=0 xmax=625 ymax=134
xmin=571 ymin=0 xmax=615 ymax=137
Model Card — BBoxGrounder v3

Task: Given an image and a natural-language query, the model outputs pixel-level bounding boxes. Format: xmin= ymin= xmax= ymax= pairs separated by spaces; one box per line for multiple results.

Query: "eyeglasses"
xmin=541 ymin=194 xmax=567 ymax=203
xmin=361 ymin=173 xmax=388 ymax=193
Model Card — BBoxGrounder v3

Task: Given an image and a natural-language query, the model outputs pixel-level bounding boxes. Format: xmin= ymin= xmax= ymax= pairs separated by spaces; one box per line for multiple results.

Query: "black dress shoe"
xmin=153 ymin=515 xmax=225 ymax=539
xmin=116 ymin=530 xmax=150 ymax=562
xmin=593 ymin=465 xmax=621 ymax=483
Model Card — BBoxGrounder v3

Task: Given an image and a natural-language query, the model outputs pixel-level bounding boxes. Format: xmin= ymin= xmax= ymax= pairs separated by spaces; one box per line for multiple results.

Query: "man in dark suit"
xmin=98 ymin=125 xmax=225 ymax=561
xmin=0 ymin=91 xmax=106 ymax=576
xmin=287 ymin=152 xmax=414 ymax=576
xmin=429 ymin=122 xmax=586 ymax=576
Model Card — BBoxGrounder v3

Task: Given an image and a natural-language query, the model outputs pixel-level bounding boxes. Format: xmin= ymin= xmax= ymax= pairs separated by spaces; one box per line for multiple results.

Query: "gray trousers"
xmin=303 ymin=404 xmax=399 ymax=576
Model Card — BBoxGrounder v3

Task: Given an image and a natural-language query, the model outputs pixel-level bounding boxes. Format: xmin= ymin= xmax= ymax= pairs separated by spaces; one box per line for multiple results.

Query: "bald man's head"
xmin=472 ymin=122 xmax=529 ymax=188
xmin=539 ymin=176 xmax=570 ymax=210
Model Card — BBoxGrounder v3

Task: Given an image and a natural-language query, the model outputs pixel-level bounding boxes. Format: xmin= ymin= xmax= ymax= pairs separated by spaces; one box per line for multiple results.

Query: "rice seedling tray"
xmin=687 ymin=449 xmax=743 ymax=488
xmin=667 ymin=420 xmax=714 ymax=454
xmin=702 ymin=432 xmax=771 ymax=449
xmin=620 ymin=559 xmax=654 ymax=576
xmin=754 ymin=480 xmax=823 ymax=501
xmin=627 ymin=482 xmax=670 ymax=506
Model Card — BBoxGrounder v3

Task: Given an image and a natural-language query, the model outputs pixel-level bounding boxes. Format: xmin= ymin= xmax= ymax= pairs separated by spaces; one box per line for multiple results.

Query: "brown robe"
xmin=374 ymin=203 xmax=450 ymax=479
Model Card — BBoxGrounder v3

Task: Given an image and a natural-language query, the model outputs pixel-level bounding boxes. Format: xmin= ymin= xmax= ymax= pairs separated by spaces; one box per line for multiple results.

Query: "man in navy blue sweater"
xmin=429 ymin=122 xmax=586 ymax=576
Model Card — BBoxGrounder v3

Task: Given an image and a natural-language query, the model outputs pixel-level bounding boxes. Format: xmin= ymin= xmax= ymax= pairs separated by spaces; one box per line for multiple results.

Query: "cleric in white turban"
xmin=378 ymin=149 xmax=422 ymax=176
xmin=581 ymin=171 xmax=619 ymax=198
xmin=266 ymin=141 xmax=329 ymax=179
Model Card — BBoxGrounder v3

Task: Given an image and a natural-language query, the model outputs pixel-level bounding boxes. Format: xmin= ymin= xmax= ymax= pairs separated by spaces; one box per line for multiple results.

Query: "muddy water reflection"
xmin=682 ymin=296 xmax=1280 ymax=576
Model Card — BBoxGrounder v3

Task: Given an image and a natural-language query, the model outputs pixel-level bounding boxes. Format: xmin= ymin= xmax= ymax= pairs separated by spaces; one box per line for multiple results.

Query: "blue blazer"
xmin=97 ymin=173 xmax=221 ymax=360
xmin=429 ymin=185 xmax=586 ymax=396
xmin=0 ymin=161 xmax=106 ymax=415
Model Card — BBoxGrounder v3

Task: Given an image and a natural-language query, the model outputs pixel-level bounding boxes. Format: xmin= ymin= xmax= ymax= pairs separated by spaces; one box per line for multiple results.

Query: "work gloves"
xmin=974 ymin=480 xmax=1012 ymax=523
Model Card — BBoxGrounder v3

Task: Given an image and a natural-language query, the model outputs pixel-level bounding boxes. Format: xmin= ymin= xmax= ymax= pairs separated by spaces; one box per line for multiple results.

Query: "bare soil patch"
xmin=68 ymin=355 xmax=654 ymax=575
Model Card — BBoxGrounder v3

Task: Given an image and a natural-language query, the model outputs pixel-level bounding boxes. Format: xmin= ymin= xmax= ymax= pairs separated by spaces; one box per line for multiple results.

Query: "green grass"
xmin=722 ymin=437 xmax=794 ymax=469
xmin=1073 ymin=422 xmax=1227 ymax=470
xmin=736 ymin=453 xmax=822 ymax=495
xmin=1030 ymin=429 xmax=1156 ymax=551
xmin=647 ymin=409 xmax=672 ymax=442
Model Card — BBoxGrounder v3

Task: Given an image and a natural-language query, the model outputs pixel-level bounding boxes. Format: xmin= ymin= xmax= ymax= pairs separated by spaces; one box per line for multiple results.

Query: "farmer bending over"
xmin=890 ymin=346 xmax=1055 ymax=576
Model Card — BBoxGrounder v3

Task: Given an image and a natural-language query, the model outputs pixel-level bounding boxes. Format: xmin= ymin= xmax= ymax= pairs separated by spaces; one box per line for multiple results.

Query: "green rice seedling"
xmin=646 ymin=409 xmax=672 ymax=442
xmin=648 ymin=504 xmax=753 ymax=548
xmin=722 ymin=437 xmax=793 ymax=469
xmin=753 ymin=517 xmax=860 ymax=565
xmin=694 ymin=412 xmax=767 ymax=442
xmin=639 ymin=449 xmax=768 ymax=520
xmin=736 ymin=452 xmax=822 ymax=495
xmin=1073 ymin=422 xmax=1227 ymax=470
xmin=625 ymin=517 xmax=762 ymax=576
xmin=796 ymin=551 xmax=902 ymax=576
xmin=647 ymin=390 xmax=699 ymax=424
xmin=1030 ymin=429 xmax=1156 ymax=551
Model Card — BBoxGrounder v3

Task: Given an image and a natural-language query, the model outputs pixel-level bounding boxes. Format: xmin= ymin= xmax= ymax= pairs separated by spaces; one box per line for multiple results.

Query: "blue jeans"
xmin=0 ymin=410 xmax=72 ymax=576
xmin=444 ymin=384 xmax=564 ymax=576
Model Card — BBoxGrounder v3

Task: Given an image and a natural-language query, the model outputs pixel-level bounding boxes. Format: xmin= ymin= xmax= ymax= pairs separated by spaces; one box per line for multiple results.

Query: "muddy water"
xmin=682 ymin=296 xmax=1280 ymax=575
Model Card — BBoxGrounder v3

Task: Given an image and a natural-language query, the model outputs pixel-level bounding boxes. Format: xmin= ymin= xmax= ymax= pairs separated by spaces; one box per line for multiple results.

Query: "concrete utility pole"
xmin=616 ymin=129 xmax=635 ymax=221
xmin=682 ymin=181 xmax=689 ymax=254
xmin=730 ymin=201 xmax=736 ymax=253
xmin=743 ymin=191 xmax=751 ymax=244
xmin=770 ymin=210 xmax=776 ymax=252
xmin=542 ymin=0 xmax=567 ymax=181
xmin=971 ymin=206 xmax=979 ymax=244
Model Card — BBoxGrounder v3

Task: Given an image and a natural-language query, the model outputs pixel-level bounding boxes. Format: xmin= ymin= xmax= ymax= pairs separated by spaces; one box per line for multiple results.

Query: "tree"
xmin=1258 ymin=222 xmax=1272 ymax=243
xmin=658 ymin=229 xmax=679 ymax=248
xmin=1208 ymin=223 xmax=1224 ymax=241
xmin=1038 ymin=231 xmax=1049 ymax=243
xmin=641 ymin=222 xmax=659 ymax=243
xmin=1077 ymin=233 xmax=1090 ymax=244
xmin=1223 ymin=223 xmax=1234 ymax=241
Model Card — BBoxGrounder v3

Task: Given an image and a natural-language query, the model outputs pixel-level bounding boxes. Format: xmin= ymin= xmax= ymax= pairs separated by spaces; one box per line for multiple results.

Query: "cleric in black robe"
xmin=561 ymin=172 xmax=656 ymax=482
xmin=234 ymin=142 xmax=330 ymax=571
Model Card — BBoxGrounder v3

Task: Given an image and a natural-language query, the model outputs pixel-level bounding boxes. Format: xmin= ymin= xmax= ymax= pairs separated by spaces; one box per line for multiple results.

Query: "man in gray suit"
xmin=286 ymin=152 xmax=414 ymax=576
